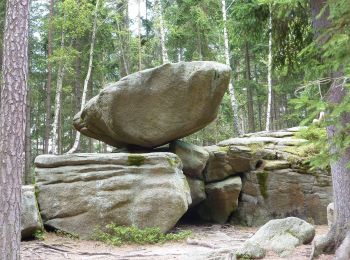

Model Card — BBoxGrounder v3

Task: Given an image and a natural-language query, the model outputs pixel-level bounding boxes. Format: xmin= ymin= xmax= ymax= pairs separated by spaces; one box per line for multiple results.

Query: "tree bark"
xmin=245 ymin=41 xmax=255 ymax=133
xmin=156 ymin=0 xmax=169 ymax=64
xmin=116 ymin=0 xmax=130 ymax=77
xmin=221 ymin=0 xmax=242 ymax=136
xmin=67 ymin=0 xmax=100 ymax=154
xmin=51 ymin=26 xmax=65 ymax=154
xmin=0 ymin=0 xmax=29 ymax=258
xmin=24 ymin=82 xmax=31 ymax=184
xmin=266 ymin=4 xmax=273 ymax=131
xmin=44 ymin=0 xmax=54 ymax=154
xmin=137 ymin=0 xmax=142 ymax=70
xmin=309 ymin=0 xmax=350 ymax=257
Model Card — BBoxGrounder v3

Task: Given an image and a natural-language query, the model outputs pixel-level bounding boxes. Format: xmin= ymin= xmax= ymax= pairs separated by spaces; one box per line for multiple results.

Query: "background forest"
xmin=0 ymin=0 xmax=348 ymax=183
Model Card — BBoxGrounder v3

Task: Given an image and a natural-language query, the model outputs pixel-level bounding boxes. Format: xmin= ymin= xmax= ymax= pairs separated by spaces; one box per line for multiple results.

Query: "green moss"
xmin=127 ymin=154 xmax=145 ymax=166
xmin=218 ymin=146 xmax=230 ymax=153
xmin=34 ymin=230 xmax=45 ymax=241
xmin=167 ymin=156 xmax=181 ymax=168
xmin=247 ymin=143 xmax=264 ymax=155
xmin=257 ymin=171 xmax=269 ymax=199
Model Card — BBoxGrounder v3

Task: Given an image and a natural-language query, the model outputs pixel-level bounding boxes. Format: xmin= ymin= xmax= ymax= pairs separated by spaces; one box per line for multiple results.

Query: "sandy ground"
xmin=21 ymin=224 xmax=334 ymax=260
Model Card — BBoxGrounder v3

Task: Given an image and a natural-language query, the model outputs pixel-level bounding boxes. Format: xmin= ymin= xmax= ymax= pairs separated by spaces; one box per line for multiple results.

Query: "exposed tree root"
xmin=335 ymin=231 xmax=350 ymax=260
xmin=310 ymin=222 xmax=350 ymax=259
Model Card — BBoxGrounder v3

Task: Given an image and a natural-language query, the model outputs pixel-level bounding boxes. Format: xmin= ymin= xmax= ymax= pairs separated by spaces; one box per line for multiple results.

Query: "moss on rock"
xmin=257 ymin=171 xmax=269 ymax=199
xmin=127 ymin=154 xmax=145 ymax=166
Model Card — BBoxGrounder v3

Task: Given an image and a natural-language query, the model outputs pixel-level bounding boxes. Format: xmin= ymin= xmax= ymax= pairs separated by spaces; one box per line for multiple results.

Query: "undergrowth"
xmin=92 ymin=224 xmax=192 ymax=246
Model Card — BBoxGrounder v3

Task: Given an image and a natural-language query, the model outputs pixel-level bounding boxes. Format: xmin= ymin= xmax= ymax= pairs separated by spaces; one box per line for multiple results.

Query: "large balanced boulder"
xmin=73 ymin=61 xmax=231 ymax=148
xmin=237 ymin=217 xmax=315 ymax=257
xmin=21 ymin=185 xmax=43 ymax=239
xmin=35 ymin=153 xmax=191 ymax=239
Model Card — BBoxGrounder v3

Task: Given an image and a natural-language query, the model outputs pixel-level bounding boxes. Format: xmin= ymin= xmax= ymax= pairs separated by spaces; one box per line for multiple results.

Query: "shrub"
xmin=92 ymin=224 xmax=192 ymax=246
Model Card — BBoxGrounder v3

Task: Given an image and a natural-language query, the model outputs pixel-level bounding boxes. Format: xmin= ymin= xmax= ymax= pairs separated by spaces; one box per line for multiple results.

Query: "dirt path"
xmin=21 ymin=224 xmax=334 ymax=260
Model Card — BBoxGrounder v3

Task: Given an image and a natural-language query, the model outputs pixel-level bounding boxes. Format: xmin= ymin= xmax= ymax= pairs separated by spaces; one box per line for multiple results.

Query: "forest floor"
xmin=21 ymin=224 xmax=334 ymax=260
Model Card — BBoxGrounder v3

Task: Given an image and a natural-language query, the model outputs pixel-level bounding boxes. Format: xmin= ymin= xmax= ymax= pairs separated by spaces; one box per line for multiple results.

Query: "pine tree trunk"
xmin=156 ymin=0 xmax=168 ymax=64
xmin=25 ymin=84 xmax=31 ymax=184
xmin=265 ymin=4 xmax=273 ymax=131
xmin=221 ymin=0 xmax=242 ymax=136
xmin=44 ymin=0 xmax=54 ymax=154
xmin=245 ymin=41 xmax=255 ymax=133
xmin=309 ymin=0 xmax=350 ymax=256
xmin=68 ymin=0 xmax=100 ymax=154
xmin=0 ymin=0 xmax=29 ymax=257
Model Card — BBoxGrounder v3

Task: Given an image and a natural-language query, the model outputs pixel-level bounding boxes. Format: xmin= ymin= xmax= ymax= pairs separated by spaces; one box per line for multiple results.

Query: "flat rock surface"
xmin=21 ymin=225 xmax=332 ymax=259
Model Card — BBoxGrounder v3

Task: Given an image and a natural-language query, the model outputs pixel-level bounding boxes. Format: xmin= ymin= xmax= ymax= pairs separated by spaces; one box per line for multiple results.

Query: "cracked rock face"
xmin=35 ymin=153 xmax=191 ymax=239
xmin=73 ymin=61 xmax=231 ymax=148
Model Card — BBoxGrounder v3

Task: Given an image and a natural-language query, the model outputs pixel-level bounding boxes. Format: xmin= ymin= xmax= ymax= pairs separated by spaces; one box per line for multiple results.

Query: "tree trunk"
xmin=44 ymin=0 xmax=54 ymax=154
xmin=196 ymin=26 xmax=203 ymax=60
xmin=309 ymin=0 xmax=350 ymax=257
xmin=137 ymin=0 xmax=142 ymax=70
xmin=116 ymin=0 xmax=130 ymax=77
xmin=156 ymin=0 xmax=168 ymax=63
xmin=245 ymin=41 xmax=255 ymax=133
xmin=51 ymin=26 xmax=65 ymax=154
xmin=67 ymin=0 xmax=100 ymax=154
xmin=254 ymin=64 xmax=263 ymax=131
xmin=0 ymin=0 xmax=29 ymax=258
xmin=24 ymin=83 xmax=31 ymax=184
xmin=265 ymin=4 xmax=273 ymax=131
xmin=221 ymin=0 xmax=242 ymax=136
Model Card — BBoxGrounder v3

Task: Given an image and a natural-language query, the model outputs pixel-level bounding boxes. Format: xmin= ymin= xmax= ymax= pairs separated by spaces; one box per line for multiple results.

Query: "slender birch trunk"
xmin=0 ymin=0 xmax=29 ymax=257
xmin=116 ymin=0 xmax=130 ymax=76
xmin=67 ymin=0 xmax=100 ymax=154
xmin=51 ymin=26 xmax=65 ymax=154
xmin=265 ymin=4 xmax=273 ymax=131
xmin=156 ymin=0 xmax=168 ymax=63
xmin=44 ymin=0 xmax=54 ymax=154
xmin=221 ymin=0 xmax=242 ymax=136
xmin=137 ymin=0 xmax=142 ymax=70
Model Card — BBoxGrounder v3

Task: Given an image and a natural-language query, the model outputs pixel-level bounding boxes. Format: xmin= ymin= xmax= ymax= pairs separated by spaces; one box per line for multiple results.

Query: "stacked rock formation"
xmin=31 ymin=62 xmax=333 ymax=239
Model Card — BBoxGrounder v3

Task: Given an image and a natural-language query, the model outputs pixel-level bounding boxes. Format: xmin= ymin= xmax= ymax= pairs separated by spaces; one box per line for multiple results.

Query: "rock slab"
xmin=73 ymin=61 xmax=231 ymax=148
xmin=35 ymin=153 xmax=191 ymax=239
xmin=21 ymin=185 xmax=43 ymax=239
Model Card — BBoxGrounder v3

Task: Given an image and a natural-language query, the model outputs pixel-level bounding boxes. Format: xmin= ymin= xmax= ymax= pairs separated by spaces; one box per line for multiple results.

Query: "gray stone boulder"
xmin=236 ymin=241 xmax=266 ymax=259
xmin=74 ymin=61 xmax=231 ymax=148
xmin=203 ymin=145 xmax=260 ymax=183
xmin=171 ymin=140 xmax=209 ymax=180
xmin=21 ymin=185 xmax=43 ymax=239
xmin=186 ymin=177 xmax=206 ymax=207
xmin=198 ymin=176 xmax=242 ymax=223
xmin=35 ymin=153 xmax=191 ymax=239
xmin=238 ymin=217 xmax=315 ymax=257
